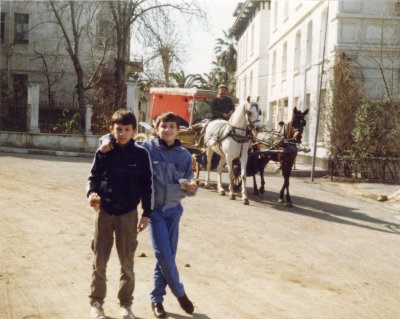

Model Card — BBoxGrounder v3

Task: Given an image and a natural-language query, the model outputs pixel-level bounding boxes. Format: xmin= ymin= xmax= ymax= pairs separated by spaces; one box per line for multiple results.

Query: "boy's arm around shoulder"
xmin=138 ymin=146 xmax=154 ymax=218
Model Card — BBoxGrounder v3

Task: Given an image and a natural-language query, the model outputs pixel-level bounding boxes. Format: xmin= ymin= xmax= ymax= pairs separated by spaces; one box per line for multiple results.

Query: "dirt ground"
xmin=0 ymin=152 xmax=399 ymax=319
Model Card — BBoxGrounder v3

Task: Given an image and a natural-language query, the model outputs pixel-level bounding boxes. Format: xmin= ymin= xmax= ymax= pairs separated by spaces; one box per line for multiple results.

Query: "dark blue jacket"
xmin=86 ymin=140 xmax=153 ymax=217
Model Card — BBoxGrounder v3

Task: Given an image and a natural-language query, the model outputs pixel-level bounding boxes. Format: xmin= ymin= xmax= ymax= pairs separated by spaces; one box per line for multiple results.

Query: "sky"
xmin=183 ymin=0 xmax=238 ymax=75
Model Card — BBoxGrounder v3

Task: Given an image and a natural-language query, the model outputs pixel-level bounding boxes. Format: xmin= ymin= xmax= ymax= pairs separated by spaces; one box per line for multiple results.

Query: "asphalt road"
xmin=0 ymin=152 xmax=399 ymax=319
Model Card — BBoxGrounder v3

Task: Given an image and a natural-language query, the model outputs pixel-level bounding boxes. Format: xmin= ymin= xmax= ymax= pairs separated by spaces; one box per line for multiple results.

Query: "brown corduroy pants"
xmin=89 ymin=208 xmax=138 ymax=307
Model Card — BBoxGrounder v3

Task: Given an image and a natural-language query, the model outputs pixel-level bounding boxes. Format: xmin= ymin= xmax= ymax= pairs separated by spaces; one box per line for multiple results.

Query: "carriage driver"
xmin=194 ymin=84 xmax=235 ymax=147
xmin=210 ymin=84 xmax=234 ymax=120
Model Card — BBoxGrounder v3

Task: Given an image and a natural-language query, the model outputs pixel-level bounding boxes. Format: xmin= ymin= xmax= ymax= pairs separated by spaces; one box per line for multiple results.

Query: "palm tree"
xmin=170 ymin=70 xmax=197 ymax=88
xmin=214 ymin=30 xmax=237 ymax=75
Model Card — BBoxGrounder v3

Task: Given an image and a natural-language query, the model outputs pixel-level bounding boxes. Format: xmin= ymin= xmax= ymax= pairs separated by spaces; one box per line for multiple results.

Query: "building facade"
xmin=0 ymin=1 xmax=117 ymax=104
xmin=231 ymin=0 xmax=400 ymax=168
xmin=230 ymin=1 xmax=271 ymax=124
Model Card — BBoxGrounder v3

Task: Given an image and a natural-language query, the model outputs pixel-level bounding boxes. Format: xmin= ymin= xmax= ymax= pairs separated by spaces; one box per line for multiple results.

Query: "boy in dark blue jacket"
xmin=100 ymin=112 xmax=197 ymax=318
xmin=86 ymin=109 xmax=153 ymax=319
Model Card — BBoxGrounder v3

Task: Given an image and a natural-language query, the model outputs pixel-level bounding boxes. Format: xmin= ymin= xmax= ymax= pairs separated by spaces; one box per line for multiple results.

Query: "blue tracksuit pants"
xmin=148 ymin=205 xmax=185 ymax=303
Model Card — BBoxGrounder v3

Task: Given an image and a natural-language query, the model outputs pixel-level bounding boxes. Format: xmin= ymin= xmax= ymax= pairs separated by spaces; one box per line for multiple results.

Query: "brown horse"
xmin=248 ymin=107 xmax=308 ymax=207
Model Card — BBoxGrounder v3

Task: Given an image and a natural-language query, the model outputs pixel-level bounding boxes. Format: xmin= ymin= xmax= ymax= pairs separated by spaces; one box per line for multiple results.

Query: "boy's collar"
xmin=156 ymin=136 xmax=181 ymax=148
xmin=114 ymin=139 xmax=134 ymax=150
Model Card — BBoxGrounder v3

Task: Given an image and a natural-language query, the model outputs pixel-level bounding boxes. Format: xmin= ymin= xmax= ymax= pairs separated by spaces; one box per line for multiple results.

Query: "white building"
xmin=231 ymin=0 xmax=400 ymax=168
xmin=230 ymin=0 xmax=271 ymax=121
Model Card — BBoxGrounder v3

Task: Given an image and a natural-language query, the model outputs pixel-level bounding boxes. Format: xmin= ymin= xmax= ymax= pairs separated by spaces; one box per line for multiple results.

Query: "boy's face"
xmin=110 ymin=123 xmax=136 ymax=146
xmin=157 ymin=121 xmax=178 ymax=146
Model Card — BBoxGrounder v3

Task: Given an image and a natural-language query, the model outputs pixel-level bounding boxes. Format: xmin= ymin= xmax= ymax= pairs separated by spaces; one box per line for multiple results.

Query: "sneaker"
xmin=151 ymin=302 xmax=166 ymax=318
xmin=177 ymin=293 xmax=194 ymax=314
xmin=120 ymin=305 xmax=135 ymax=319
xmin=90 ymin=302 xmax=106 ymax=319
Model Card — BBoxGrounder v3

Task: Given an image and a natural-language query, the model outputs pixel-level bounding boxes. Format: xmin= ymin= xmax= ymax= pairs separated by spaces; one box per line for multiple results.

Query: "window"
xmin=317 ymin=89 xmax=327 ymax=142
xmin=97 ymin=20 xmax=115 ymax=48
xmin=272 ymin=50 xmax=276 ymax=83
xmin=14 ymin=13 xmax=29 ymax=44
xmin=282 ymin=42 xmax=287 ymax=80
xmin=283 ymin=0 xmax=289 ymax=19
xmin=303 ymin=93 xmax=311 ymax=144
xmin=319 ymin=9 xmax=328 ymax=59
xmin=249 ymin=70 xmax=253 ymax=96
xmin=1 ymin=13 xmax=5 ymax=43
xmin=250 ymin=24 xmax=255 ymax=56
xmin=13 ymin=74 xmax=28 ymax=103
xmin=306 ymin=21 xmax=313 ymax=66
xmin=294 ymin=31 xmax=301 ymax=71
xmin=278 ymin=98 xmax=288 ymax=123
xmin=270 ymin=101 xmax=277 ymax=127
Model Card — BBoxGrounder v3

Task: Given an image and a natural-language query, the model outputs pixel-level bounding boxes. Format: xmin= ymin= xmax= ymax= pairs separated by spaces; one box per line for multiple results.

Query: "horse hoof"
xmin=260 ymin=188 xmax=265 ymax=194
xmin=286 ymin=202 xmax=293 ymax=208
xmin=204 ymin=184 xmax=210 ymax=189
xmin=219 ymin=190 xmax=226 ymax=196
xmin=229 ymin=194 xmax=235 ymax=200
xmin=243 ymin=198 xmax=249 ymax=205
xmin=278 ymin=198 xmax=284 ymax=203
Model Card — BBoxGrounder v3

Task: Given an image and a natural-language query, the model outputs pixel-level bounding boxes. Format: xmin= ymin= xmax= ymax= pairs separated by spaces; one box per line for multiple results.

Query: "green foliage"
xmin=352 ymin=101 xmax=400 ymax=160
xmin=193 ymin=101 xmax=212 ymax=122
xmin=327 ymin=58 xmax=363 ymax=177
xmin=52 ymin=111 xmax=82 ymax=134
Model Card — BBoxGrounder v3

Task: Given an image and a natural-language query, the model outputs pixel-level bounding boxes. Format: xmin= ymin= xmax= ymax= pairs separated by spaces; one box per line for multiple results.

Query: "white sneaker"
xmin=91 ymin=302 xmax=106 ymax=319
xmin=120 ymin=305 xmax=135 ymax=319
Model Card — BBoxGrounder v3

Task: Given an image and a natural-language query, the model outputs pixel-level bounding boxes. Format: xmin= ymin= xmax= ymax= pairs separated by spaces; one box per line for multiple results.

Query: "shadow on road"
xmin=248 ymin=189 xmax=400 ymax=235
xmin=202 ymin=179 xmax=400 ymax=235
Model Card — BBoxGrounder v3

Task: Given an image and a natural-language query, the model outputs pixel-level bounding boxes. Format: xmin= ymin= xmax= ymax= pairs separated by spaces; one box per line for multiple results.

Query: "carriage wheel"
xmin=232 ymin=160 xmax=242 ymax=192
xmin=192 ymin=154 xmax=200 ymax=179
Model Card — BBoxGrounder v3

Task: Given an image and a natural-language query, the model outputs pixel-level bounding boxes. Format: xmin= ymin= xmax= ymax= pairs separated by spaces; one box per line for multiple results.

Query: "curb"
xmin=0 ymin=146 xmax=94 ymax=158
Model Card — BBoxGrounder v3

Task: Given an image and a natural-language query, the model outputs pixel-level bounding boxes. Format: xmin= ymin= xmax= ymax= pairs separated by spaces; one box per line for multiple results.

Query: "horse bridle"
xmin=230 ymin=103 xmax=261 ymax=133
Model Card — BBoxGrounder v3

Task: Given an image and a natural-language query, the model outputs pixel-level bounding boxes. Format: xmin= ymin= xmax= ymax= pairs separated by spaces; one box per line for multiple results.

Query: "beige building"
xmin=0 ymin=1 xmax=117 ymax=104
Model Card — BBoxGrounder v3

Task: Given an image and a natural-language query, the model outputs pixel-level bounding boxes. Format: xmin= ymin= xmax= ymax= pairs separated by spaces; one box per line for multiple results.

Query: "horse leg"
xmin=259 ymin=168 xmax=265 ymax=194
xmin=285 ymin=165 xmax=293 ymax=208
xmin=259 ymin=159 xmax=268 ymax=194
xmin=204 ymin=149 xmax=213 ymax=189
xmin=253 ymin=174 xmax=259 ymax=195
xmin=240 ymin=153 xmax=249 ymax=205
xmin=279 ymin=164 xmax=293 ymax=207
xmin=217 ymin=156 xmax=227 ymax=196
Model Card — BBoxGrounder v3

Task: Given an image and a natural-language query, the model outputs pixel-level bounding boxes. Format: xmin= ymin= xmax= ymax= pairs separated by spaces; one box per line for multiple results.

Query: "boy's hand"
xmin=180 ymin=179 xmax=198 ymax=192
xmin=89 ymin=193 xmax=101 ymax=210
xmin=138 ymin=216 xmax=149 ymax=232
xmin=186 ymin=183 xmax=198 ymax=192
xmin=100 ymin=138 xmax=114 ymax=153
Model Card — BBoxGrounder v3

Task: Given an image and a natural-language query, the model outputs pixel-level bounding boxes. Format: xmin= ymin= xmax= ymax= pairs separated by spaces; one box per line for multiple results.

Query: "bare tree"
xmin=138 ymin=9 xmax=186 ymax=87
xmin=48 ymin=1 xmax=113 ymax=109
xmin=356 ymin=4 xmax=400 ymax=123
xmin=107 ymin=0 xmax=205 ymax=108
xmin=33 ymin=40 xmax=65 ymax=106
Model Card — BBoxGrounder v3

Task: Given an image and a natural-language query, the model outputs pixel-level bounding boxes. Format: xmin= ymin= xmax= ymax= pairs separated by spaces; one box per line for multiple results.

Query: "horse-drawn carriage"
xmin=139 ymin=87 xmax=239 ymax=175
xmin=139 ymin=87 xmax=310 ymax=206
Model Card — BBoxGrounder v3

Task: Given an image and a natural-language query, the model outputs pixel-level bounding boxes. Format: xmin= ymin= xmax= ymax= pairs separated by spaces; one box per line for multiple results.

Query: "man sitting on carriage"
xmin=195 ymin=84 xmax=234 ymax=147
xmin=210 ymin=84 xmax=234 ymax=121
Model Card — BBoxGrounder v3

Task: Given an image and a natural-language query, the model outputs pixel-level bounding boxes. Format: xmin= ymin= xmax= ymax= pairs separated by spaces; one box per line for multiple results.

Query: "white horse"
xmin=204 ymin=96 xmax=262 ymax=205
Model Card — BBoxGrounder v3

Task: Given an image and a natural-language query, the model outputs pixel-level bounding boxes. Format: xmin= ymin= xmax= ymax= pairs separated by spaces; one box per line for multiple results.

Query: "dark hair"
xmin=154 ymin=112 xmax=180 ymax=129
xmin=111 ymin=108 xmax=137 ymax=130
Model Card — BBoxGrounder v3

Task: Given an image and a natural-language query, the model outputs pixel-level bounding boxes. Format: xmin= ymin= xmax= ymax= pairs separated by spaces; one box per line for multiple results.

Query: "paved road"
xmin=0 ymin=152 xmax=399 ymax=319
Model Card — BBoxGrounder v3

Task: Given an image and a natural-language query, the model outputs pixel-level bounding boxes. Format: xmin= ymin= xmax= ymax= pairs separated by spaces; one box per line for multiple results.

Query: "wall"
xmin=0 ymin=131 xmax=99 ymax=156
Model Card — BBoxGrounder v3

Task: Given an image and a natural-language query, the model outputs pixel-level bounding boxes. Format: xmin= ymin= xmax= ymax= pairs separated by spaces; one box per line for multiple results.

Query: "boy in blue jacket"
xmin=87 ymin=109 xmax=153 ymax=319
xmin=100 ymin=112 xmax=197 ymax=318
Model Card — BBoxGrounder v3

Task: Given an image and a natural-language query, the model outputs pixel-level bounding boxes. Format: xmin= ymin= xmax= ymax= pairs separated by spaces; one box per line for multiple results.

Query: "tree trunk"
xmin=114 ymin=59 xmax=126 ymax=110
